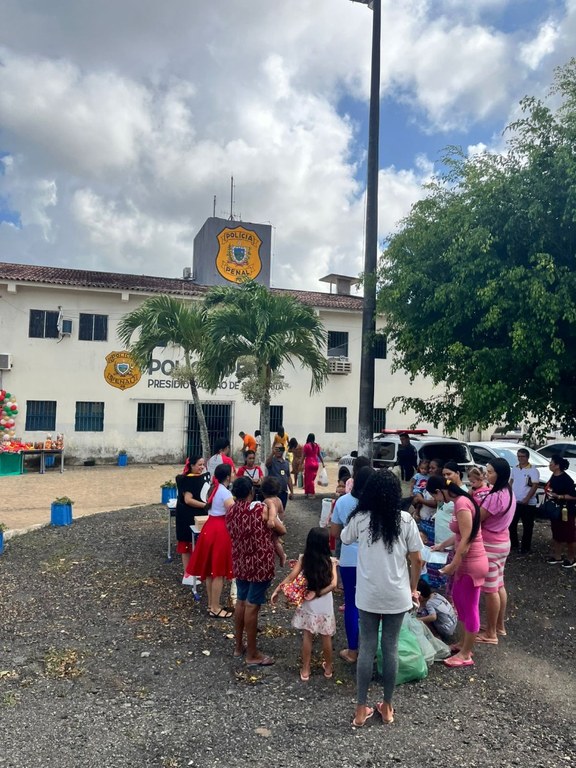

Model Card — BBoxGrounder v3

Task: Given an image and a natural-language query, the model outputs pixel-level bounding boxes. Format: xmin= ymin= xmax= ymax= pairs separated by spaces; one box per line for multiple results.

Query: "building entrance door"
xmin=186 ymin=402 xmax=232 ymax=458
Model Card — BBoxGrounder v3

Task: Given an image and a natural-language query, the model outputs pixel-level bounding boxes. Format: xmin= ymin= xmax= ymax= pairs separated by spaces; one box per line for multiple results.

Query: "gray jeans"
xmin=357 ymin=609 xmax=406 ymax=706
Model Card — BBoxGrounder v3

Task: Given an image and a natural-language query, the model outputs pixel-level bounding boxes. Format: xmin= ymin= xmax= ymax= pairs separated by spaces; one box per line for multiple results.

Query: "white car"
xmin=536 ymin=441 xmax=576 ymax=472
xmin=467 ymin=441 xmax=576 ymax=502
xmin=339 ymin=431 xmax=474 ymax=477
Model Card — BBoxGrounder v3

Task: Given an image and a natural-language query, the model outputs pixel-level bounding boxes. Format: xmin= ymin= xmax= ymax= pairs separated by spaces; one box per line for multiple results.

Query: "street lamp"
xmin=351 ymin=0 xmax=381 ymax=458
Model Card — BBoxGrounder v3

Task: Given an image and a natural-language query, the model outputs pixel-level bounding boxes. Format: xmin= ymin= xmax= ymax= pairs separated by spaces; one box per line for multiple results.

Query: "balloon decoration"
xmin=0 ymin=390 xmax=18 ymax=438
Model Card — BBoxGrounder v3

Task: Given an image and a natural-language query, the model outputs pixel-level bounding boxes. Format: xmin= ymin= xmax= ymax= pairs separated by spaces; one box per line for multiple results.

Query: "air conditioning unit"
xmin=0 ymin=353 xmax=12 ymax=371
xmin=61 ymin=319 xmax=73 ymax=336
xmin=328 ymin=357 xmax=351 ymax=375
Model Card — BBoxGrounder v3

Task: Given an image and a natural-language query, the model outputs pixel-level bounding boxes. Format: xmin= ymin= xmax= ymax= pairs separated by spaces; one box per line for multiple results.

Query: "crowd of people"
xmin=171 ymin=430 xmax=576 ymax=727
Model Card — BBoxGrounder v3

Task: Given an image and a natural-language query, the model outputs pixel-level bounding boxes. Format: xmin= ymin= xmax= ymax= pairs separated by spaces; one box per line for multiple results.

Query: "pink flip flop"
xmin=322 ymin=661 xmax=333 ymax=679
xmin=444 ymin=655 xmax=474 ymax=668
xmin=351 ymin=707 xmax=374 ymax=728
xmin=475 ymin=633 xmax=498 ymax=645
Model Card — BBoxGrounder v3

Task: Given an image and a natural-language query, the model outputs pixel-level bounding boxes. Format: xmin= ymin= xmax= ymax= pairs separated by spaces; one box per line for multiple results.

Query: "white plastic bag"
xmin=403 ymin=614 xmax=436 ymax=666
xmin=317 ymin=467 xmax=329 ymax=487
xmin=319 ymin=498 xmax=332 ymax=527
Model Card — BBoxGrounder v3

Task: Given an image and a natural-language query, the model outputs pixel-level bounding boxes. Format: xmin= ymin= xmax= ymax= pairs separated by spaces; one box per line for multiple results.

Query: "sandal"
xmin=351 ymin=706 xmax=374 ymax=727
xmin=339 ymin=649 xmax=358 ymax=664
xmin=322 ymin=661 xmax=333 ymax=679
xmin=475 ymin=633 xmax=498 ymax=645
xmin=209 ymin=608 xmax=233 ymax=619
xmin=376 ymin=702 xmax=394 ymax=724
xmin=300 ymin=670 xmax=310 ymax=682
xmin=444 ymin=655 xmax=474 ymax=668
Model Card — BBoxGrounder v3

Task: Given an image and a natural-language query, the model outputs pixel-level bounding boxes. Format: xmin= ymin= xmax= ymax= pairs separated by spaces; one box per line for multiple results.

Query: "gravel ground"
xmin=0 ymin=498 xmax=575 ymax=768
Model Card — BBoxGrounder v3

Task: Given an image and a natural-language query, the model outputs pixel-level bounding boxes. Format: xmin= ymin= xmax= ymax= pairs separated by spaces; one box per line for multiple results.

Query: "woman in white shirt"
xmin=185 ymin=463 xmax=235 ymax=618
xmin=341 ymin=470 xmax=422 ymax=727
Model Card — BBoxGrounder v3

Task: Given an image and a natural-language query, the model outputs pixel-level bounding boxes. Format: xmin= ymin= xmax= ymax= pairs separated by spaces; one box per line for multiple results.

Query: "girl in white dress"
xmin=271 ymin=527 xmax=337 ymax=681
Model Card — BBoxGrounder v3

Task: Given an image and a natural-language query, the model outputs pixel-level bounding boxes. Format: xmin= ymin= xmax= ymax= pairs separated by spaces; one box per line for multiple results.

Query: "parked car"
xmin=339 ymin=430 xmax=474 ymax=477
xmin=467 ymin=441 xmax=576 ymax=503
xmin=490 ymin=426 xmax=525 ymax=442
xmin=536 ymin=441 xmax=576 ymax=472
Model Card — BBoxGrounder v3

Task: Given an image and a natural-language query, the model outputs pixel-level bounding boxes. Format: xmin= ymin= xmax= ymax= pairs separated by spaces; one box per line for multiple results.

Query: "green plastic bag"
xmin=376 ymin=623 xmax=428 ymax=685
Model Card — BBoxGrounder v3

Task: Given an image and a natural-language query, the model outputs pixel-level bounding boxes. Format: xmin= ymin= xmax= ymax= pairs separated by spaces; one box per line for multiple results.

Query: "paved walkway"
xmin=0 ymin=461 xmax=340 ymax=536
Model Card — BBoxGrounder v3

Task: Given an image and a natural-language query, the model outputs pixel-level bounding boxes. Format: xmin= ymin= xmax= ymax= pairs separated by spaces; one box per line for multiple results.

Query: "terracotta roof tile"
xmin=0 ymin=261 xmax=363 ymax=311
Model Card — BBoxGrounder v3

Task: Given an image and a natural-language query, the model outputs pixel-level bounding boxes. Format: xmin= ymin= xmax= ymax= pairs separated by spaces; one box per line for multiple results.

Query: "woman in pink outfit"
xmin=302 ymin=433 xmax=324 ymax=498
xmin=477 ymin=458 xmax=516 ymax=644
xmin=427 ymin=476 xmax=488 ymax=667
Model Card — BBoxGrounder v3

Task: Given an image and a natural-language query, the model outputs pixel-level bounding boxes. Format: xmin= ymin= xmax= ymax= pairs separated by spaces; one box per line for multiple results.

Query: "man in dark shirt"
xmin=397 ymin=432 xmax=418 ymax=481
xmin=265 ymin=445 xmax=294 ymax=510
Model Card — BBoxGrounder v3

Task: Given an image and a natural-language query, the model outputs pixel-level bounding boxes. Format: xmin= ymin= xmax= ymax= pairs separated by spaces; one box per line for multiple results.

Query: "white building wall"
xmin=0 ymin=279 xmax=460 ymax=463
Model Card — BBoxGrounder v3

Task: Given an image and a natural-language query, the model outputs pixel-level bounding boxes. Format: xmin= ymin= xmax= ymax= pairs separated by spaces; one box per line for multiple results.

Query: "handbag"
xmin=538 ymin=499 xmax=562 ymax=521
xmin=281 ymin=572 xmax=308 ymax=607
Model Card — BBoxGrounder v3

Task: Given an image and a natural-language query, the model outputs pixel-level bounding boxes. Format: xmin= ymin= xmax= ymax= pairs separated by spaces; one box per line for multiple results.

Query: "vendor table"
xmin=21 ymin=449 xmax=64 ymax=474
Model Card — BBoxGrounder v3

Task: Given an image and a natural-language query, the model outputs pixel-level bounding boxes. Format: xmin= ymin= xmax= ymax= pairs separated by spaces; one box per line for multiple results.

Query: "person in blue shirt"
xmin=330 ymin=466 xmax=374 ymax=664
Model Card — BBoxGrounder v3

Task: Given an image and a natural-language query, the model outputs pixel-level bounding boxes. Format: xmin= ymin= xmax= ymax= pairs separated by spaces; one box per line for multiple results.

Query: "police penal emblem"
xmin=216 ymin=226 xmax=262 ymax=283
xmin=104 ymin=351 xmax=142 ymax=390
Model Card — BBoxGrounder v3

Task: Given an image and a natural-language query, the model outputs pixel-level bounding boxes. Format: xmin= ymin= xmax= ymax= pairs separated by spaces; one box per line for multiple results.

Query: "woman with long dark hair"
xmin=302 ymin=432 xmax=324 ymax=499
xmin=176 ymin=455 xmax=211 ymax=582
xmin=427 ymin=476 xmax=488 ymax=667
xmin=476 ymin=458 xmax=516 ymax=644
xmin=330 ymin=466 xmax=374 ymax=664
xmin=185 ymin=463 xmax=235 ymax=619
xmin=341 ymin=471 xmax=422 ymax=727
xmin=546 ymin=454 xmax=576 ymax=568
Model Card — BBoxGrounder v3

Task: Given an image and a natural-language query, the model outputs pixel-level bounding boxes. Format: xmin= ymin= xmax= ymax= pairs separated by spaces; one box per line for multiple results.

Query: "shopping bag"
xmin=404 ymin=613 xmax=451 ymax=662
xmin=317 ymin=467 xmax=329 ymax=487
xmin=376 ymin=623 xmax=428 ymax=685
xmin=537 ymin=499 xmax=561 ymax=521
xmin=404 ymin=614 xmax=436 ymax=666
xmin=281 ymin=572 xmax=308 ymax=607
xmin=297 ymin=471 xmax=304 ymax=488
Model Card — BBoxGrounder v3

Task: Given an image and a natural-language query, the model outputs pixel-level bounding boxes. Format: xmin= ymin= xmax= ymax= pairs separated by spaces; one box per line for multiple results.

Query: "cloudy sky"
xmin=0 ymin=0 xmax=573 ymax=291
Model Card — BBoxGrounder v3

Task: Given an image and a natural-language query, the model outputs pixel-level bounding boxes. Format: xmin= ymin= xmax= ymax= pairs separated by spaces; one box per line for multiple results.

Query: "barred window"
xmin=29 ymin=310 xmax=59 ymax=339
xmin=373 ymin=408 xmax=387 ymax=433
xmin=325 ymin=407 xmax=347 ymax=433
xmin=79 ymin=313 xmax=108 ymax=341
xmin=75 ymin=402 xmax=105 ymax=432
xmin=327 ymin=331 xmax=349 ymax=358
xmin=373 ymin=334 xmax=387 ymax=359
xmin=137 ymin=403 xmax=165 ymax=432
xmin=269 ymin=405 xmax=284 ymax=434
xmin=25 ymin=400 xmax=57 ymax=430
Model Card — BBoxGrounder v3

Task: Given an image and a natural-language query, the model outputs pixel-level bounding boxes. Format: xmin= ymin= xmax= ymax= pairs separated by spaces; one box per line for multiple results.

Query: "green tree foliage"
xmin=198 ymin=281 xmax=328 ymax=456
xmin=117 ymin=295 xmax=211 ymax=457
xmin=378 ymin=60 xmax=576 ymax=439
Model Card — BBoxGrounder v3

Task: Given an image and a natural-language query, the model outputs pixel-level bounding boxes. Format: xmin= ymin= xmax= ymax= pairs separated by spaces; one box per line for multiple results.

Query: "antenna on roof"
xmin=213 ymin=195 xmax=216 ymax=218
xmin=229 ymin=176 xmax=235 ymax=221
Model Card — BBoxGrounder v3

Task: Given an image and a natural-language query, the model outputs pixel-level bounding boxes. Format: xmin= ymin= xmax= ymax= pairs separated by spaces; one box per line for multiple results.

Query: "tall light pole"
xmin=352 ymin=0 xmax=381 ymax=458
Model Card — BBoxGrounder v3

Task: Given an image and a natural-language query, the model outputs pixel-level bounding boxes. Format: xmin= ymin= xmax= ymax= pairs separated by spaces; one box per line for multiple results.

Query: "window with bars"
xmin=373 ymin=408 xmax=387 ymax=433
xmin=137 ymin=403 xmax=165 ymax=432
xmin=75 ymin=402 xmax=105 ymax=432
xmin=29 ymin=310 xmax=59 ymax=339
xmin=373 ymin=334 xmax=387 ymax=359
xmin=327 ymin=331 xmax=349 ymax=358
xmin=325 ymin=406 xmax=347 ymax=433
xmin=269 ymin=405 xmax=284 ymax=434
xmin=79 ymin=313 xmax=108 ymax=341
xmin=25 ymin=400 xmax=57 ymax=430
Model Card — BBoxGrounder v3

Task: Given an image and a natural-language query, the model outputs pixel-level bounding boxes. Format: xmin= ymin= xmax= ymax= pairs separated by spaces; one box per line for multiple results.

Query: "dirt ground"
xmin=0 ymin=488 xmax=575 ymax=768
xmin=0 ymin=462 xmax=340 ymax=535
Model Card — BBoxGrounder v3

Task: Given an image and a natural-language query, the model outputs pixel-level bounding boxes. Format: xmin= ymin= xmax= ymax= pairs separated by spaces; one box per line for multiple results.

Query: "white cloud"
xmin=0 ymin=0 xmax=573 ymax=289
xmin=520 ymin=20 xmax=559 ymax=69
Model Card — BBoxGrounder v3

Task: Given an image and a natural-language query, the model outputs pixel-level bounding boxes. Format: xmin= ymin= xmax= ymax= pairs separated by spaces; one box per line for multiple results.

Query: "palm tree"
xmin=199 ymin=281 xmax=328 ymax=456
xmin=117 ymin=295 xmax=211 ymax=458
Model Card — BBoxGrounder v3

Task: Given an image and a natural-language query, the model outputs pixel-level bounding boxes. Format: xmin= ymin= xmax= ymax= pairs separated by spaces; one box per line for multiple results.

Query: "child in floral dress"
xmin=271 ymin=527 xmax=337 ymax=681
